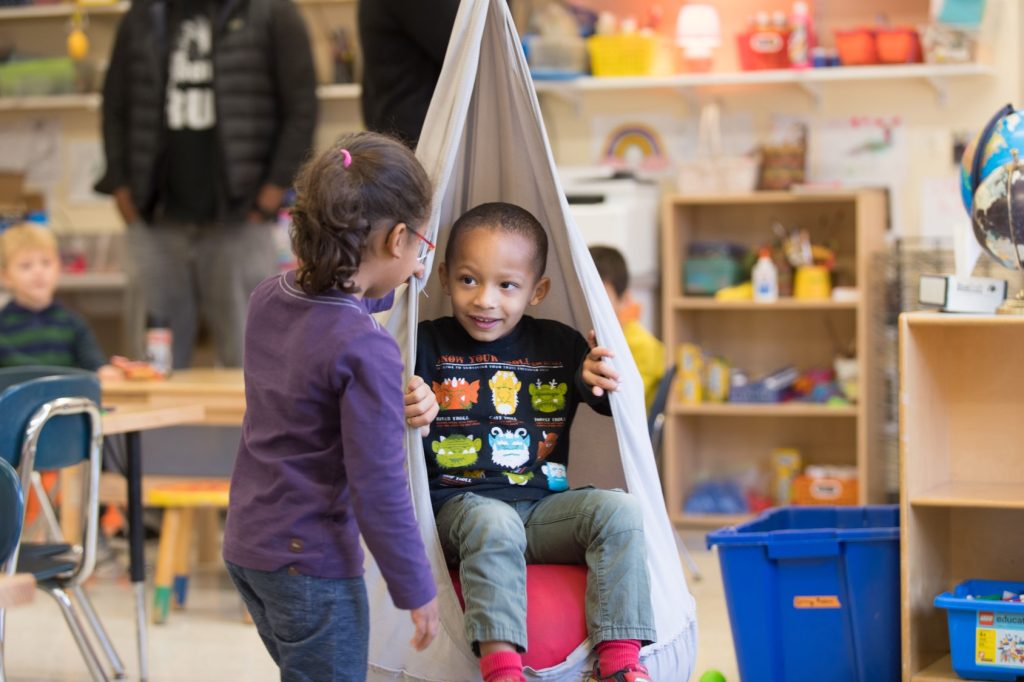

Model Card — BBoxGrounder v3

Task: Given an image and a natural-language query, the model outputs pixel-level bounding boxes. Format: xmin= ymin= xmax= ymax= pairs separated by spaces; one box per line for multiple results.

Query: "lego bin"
xmin=935 ymin=579 xmax=1024 ymax=681
xmin=707 ymin=506 xmax=900 ymax=682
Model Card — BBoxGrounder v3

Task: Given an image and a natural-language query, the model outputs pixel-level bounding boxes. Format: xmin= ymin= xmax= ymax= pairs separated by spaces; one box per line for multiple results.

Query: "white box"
xmin=919 ymin=274 xmax=1008 ymax=314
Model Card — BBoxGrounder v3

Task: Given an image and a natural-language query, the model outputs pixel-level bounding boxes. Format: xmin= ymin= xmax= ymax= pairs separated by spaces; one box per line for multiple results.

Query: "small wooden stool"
xmin=146 ymin=480 xmax=230 ymax=624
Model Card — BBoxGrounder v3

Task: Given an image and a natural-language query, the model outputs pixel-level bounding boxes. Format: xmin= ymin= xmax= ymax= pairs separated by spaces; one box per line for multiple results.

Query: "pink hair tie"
xmin=338 ymin=148 xmax=352 ymax=169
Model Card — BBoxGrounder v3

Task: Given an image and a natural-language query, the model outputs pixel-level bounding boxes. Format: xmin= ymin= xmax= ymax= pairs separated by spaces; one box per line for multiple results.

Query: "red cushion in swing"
xmin=449 ymin=564 xmax=588 ymax=670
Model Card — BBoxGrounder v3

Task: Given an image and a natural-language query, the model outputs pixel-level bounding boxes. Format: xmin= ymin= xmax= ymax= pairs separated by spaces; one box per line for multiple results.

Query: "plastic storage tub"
xmin=586 ymin=35 xmax=657 ymax=76
xmin=707 ymin=506 xmax=900 ymax=682
xmin=935 ymin=579 xmax=1024 ymax=681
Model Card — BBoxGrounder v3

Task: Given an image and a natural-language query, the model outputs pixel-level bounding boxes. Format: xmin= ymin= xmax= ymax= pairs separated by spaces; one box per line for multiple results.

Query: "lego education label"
xmin=976 ymin=611 xmax=1024 ymax=667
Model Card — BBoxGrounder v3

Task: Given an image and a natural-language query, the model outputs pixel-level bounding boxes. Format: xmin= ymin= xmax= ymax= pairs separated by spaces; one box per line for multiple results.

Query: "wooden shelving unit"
xmin=660 ymin=190 xmax=887 ymax=529
xmin=900 ymin=313 xmax=1024 ymax=681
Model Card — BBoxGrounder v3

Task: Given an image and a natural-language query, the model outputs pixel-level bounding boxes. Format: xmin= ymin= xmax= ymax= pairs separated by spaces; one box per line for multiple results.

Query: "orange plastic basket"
xmin=586 ymin=35 xmax=657 ymax=77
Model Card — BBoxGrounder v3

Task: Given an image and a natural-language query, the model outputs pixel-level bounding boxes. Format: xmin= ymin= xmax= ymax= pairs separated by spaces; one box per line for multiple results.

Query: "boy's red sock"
xmin=479 ymin=650 xmax=525 ymax=682
xmin=596 ymin=639 xmax=642 ymax=676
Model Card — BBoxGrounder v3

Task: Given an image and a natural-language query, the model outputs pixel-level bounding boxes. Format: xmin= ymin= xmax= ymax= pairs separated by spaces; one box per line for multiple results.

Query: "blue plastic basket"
xmin=935 ymin=579 xmax=1024 ymax=681
xmin=707 ymin=505 xmax=900 ymax=682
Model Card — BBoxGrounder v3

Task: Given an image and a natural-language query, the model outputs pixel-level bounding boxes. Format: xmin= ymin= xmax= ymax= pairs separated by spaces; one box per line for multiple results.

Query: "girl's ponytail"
xmin=290 ymin=132 xmax=432 ymax=295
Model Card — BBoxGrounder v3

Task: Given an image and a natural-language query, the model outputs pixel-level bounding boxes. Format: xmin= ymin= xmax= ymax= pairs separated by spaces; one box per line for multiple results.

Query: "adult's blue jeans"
xmin=226 ymin=561 xmax=369 ymax=682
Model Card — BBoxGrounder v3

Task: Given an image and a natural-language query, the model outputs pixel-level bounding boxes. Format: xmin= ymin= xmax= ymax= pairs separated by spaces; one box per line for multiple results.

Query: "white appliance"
xmin=560 ymin=167 xmax=662 ymax=332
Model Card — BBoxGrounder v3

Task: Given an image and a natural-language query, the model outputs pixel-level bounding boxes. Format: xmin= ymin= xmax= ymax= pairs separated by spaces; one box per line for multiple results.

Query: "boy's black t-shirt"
xmin=416 ymin=316 xmax=611 ymax=513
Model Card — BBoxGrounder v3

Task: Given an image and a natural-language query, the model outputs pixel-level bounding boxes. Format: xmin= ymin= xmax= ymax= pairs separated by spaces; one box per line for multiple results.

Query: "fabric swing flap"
xmin=362 ymin=1 xmax=697 ymax=679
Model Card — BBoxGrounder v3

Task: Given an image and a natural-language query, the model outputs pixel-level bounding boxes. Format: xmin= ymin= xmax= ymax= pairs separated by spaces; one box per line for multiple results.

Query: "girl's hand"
xmin=409 ymin=596 xmax=440 ymax=651
xmin=582 ymin=330 xmax=619 ymax=397
xmin=404 ymin=375 xmax=439 ymax=436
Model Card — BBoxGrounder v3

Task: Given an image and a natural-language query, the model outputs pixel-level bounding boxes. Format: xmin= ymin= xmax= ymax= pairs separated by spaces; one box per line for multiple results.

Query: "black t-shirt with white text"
xmin=162 ymin=0 xmax=218 ymax=222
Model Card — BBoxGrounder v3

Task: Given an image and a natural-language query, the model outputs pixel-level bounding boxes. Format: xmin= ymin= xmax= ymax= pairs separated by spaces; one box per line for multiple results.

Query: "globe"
xmin=960 ymin=105 xmax=1024 ymax=270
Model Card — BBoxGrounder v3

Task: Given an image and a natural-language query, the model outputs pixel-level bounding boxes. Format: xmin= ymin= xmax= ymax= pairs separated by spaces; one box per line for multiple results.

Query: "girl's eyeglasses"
xmin=409 ymin=227 xmax=436 ymax=263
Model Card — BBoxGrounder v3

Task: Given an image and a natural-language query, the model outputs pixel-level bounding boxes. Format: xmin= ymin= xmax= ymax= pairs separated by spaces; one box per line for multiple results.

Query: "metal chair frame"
xmin=0 ymin=395 xmax=114 ymax=682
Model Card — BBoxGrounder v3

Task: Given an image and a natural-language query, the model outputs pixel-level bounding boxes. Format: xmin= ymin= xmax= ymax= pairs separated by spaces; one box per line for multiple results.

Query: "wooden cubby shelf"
xmin=900 ymin=314 xmax=1024 ymax=680
xmin=661 ymin=190 xmax=887 ymax=529
xmin=911 ymin=655 xmax=957 ymax=681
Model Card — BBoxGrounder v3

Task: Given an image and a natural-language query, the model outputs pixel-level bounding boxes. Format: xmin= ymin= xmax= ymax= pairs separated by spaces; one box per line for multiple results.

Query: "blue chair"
xmin=0 ymin=367 xmax=120 ymax=682
xmin=646 ymin=365 xmax=701 ymax=581
xmin=647 ymin=364 xmax=679 ymax=470
xmin=0 ymin=459 xmax=23 ymax=568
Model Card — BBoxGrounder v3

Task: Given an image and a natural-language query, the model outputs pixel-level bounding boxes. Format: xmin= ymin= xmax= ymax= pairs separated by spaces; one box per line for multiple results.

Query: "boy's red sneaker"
xmin=590 ymin=662 xmax=653 ymax=682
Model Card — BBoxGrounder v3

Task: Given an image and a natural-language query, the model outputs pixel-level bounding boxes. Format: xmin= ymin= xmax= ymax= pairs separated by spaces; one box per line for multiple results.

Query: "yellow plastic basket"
xmin=586 ymin=35 xmax=658 ymax=77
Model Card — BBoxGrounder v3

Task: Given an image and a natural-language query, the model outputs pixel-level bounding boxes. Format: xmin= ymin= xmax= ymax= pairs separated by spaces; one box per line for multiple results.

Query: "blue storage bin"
xmin=935 ymin=579 xmax=1024 ymax=681
xmin=707 ymin=505 xmax=900 ymax=682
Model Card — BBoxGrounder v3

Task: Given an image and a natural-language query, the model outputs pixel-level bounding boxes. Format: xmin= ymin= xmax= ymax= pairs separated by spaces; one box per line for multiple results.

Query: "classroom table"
xmin=100 ymin=403 xmax=206 ymax=682
xmin=102 ymin=369 xmax=246 ymax=426
xmin=100 ymin=371 xmax=244 ymax=681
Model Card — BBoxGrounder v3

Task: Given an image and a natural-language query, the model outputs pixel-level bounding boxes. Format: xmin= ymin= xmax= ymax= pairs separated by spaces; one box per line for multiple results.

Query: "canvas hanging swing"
xmin=363 ymin=0 xmax=698 ymax=679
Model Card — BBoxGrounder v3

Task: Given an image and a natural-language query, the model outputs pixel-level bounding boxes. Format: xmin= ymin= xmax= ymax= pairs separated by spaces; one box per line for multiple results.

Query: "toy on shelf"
xmin=684 ymin=240 xmax=747 ymax=296
xmin=791 ymin=465 xmax=858 ymax=505
xmin=935 ymin=579 xmax=1024 ymax=681
xmin=729 ymin=365 xmax=798 ymax=404
xmin=771 ymin=447 xmax=802 ymax=505
xmin=676 ymin=343 xmax=703 ymax=405
xmin=736 ymin=10 xmax=790 ymax=71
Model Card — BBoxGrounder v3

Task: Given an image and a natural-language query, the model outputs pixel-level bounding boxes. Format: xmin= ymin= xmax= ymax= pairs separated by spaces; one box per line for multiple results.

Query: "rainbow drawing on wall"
xmin=601 ymin=123 xmax=670 ymax=171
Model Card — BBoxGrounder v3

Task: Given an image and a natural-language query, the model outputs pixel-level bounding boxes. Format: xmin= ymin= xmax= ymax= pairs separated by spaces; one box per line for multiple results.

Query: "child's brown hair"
xmin=290 ymin=132 xmax=432 ymax=295
xmin=0 ymin=224 xmax=58 ymax=270
xmin=589 ymin=245 xmax=629 ymax=297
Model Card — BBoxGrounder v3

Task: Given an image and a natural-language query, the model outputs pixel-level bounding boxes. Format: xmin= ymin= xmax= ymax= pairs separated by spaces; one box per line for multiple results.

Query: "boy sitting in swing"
xmin=415 ymin=202 xmax=656 ymax=682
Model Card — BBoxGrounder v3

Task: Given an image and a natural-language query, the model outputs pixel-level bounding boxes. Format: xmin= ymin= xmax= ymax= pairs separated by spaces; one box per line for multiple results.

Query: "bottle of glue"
xmin=753 ymin=248 xmax=779 ymax=303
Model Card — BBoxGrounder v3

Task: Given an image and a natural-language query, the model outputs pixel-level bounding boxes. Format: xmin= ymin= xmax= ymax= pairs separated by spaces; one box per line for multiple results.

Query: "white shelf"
xmin=534 ymin=62 xmax=993 ymax=107
xmin=673 ymin=297 xmax=857 ymax=311
xmin=0 ymin=86 xmax=359 ymax=112
xmin=671 ymin=512 xmax=754 ymax=529
xmin=0 ymin=0 xmax=349 ymax=17
xmin=317 ymin=83 xmax=361 ymax=101
xmin=0 ymin=2 xmax=127 ymax=19
xmin=671 ymin=402 xmax=859 ymax=418
xmin=0 ymin=93 xmax=100 ymax=111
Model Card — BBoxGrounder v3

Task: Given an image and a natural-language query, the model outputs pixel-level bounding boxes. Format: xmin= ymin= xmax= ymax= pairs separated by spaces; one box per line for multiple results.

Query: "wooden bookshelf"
xmin=661 ymin=190 xmax=887 ymax=528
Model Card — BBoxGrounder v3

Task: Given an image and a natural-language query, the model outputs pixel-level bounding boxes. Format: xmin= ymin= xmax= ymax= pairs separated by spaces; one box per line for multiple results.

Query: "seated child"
xmin=0 ymin=223 xmax=120 ymax=379
xmin=415 ymin=202 xmax=656 ymax=682
xmin=589 ymin=246 xmax=665 ymax=410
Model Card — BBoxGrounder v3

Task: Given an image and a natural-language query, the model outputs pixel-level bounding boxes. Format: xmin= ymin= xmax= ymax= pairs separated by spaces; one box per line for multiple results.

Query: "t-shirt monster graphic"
xmin=416 ymin=316 xmax=611 ymax=512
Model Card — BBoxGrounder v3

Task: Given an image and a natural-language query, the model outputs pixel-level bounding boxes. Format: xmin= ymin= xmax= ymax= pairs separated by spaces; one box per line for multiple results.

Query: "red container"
xmin=876 ymin=27 xmax=922 ymax=63
xmin=834 ymin=28 xmax=878 ymax=65
xmin=736 ymin=28 xmax=791 ymax=70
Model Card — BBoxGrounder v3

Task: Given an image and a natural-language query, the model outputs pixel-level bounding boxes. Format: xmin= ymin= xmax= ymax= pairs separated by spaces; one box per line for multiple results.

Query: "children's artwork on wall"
xmin=66 ymin=140 xmax=107 ymax=205
xmin=918 ymin=173 xmax=983 ymax=277
xmin=810 ymin=116 xmax=907 ymax=233
xmin=0 ymin=119 xmax=61 ymax=189
xmin=591 ymin=114 xmax=682 ymax=176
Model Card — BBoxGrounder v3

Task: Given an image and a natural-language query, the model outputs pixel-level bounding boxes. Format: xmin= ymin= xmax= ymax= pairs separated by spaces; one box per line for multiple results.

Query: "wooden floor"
xmin=4 ymin=530 xmax=737 ymax=681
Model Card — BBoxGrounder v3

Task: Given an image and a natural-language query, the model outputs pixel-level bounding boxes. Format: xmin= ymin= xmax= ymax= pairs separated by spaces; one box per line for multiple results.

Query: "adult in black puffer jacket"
xmin=96 ymin=0 xmax=317 ymax=368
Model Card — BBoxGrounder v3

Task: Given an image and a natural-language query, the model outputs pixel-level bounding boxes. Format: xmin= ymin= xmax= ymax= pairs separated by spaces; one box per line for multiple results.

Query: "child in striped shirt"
xmin=0 ymin=224 xmax=119 ymax=378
